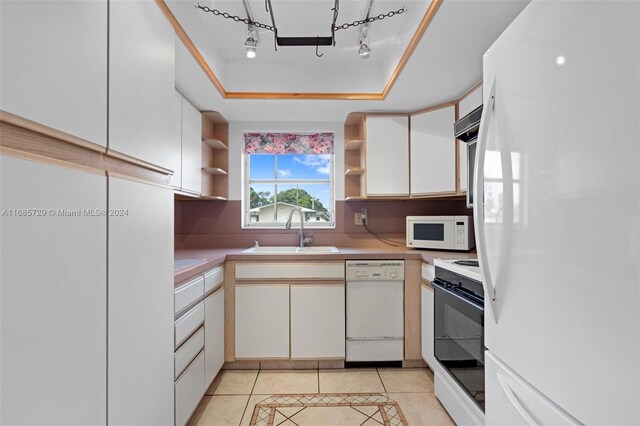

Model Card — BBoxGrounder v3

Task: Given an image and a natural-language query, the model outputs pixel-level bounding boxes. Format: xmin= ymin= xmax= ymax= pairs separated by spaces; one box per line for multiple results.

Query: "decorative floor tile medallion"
xmin=249 ymin=393 xmax=408 ymax=426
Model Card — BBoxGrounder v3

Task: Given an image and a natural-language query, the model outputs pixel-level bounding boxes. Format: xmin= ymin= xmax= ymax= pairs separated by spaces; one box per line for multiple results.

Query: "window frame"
xmin=242 ymin=152 xmax=336 ymax=229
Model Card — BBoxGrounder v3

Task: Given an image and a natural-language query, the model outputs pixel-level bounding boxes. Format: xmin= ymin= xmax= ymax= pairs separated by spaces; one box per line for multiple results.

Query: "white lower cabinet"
xmin=236 ymin=284 xmax=289 ymax=358
xmin=205 ymin=288 xmax=225 ymax=385
xmin=175 ymin=350 xmax=206 ymax=426
xmin=291 ymin=284 xmax=345 ymax=359
xmin=421 ymin=284 xmax=436 ymax=368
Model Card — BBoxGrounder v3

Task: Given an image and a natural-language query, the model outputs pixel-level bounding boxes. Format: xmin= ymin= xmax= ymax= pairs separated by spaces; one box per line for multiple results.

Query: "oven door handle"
xmin=474 ymin=75 xmax=498 ymax=323
xmin=433 ymin=280 xmax=483 ymax=310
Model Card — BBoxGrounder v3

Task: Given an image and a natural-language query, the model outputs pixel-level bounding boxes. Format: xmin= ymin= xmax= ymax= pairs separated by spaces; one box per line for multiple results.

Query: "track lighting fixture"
xmin=196 ymin=1 xmax=406 ymax=58
xmin=358 ymin=23 xmax=370 ymax=59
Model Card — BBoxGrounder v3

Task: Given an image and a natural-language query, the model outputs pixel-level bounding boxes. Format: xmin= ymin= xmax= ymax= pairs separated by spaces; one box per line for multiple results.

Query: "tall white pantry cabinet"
xmin=0 ymin=1 xmax=175 ymax=424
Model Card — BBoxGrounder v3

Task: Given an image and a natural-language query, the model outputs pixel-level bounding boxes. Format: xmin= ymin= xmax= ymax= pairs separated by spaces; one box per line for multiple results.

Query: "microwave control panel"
xmin=455 ymin=221 xmax=468 ymax=247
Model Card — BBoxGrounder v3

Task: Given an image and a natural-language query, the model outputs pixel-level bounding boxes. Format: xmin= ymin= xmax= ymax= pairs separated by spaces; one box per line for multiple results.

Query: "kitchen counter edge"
xmin=174 ymin=247 xmax=476 ymax=286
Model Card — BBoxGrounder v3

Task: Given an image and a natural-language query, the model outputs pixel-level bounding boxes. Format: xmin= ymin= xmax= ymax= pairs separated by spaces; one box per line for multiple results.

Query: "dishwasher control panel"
xmin=346 ymin=261 xmax=405 ymax=281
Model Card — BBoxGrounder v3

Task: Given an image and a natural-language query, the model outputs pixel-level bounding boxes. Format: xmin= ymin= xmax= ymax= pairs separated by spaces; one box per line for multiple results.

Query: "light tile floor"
xmin=188 ymin=368 xmax=454 ymax=426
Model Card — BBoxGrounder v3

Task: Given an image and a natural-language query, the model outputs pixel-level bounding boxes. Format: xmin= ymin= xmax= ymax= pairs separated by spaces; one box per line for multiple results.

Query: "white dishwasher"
xmin=346 ymin=260 xmax=404 ymax=363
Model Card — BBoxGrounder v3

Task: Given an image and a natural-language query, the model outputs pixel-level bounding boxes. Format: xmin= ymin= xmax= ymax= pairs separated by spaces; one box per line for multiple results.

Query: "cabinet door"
xmin=366 ymin=116 xmax=409 ymax=196
xmin=291 ymin=284 xmax=345 ymax=359
xmin=175 ymin=350 xmax=205 ymax=426
xmin=458 ymin=84 xmax=482 ymax=118
xmin=109 ymin=0 xmax=175 ymax=169
xmin=0 ymin=0 xmax=107 ymax=146
xmin=180 ymin=97 xmax=202 ymax=195
xmin=205 ymin=288 xmax=225 ymax=386
xmin=108 ymin=177 xmax=174 ymax=425
xmin=169 ymin=89 xmax=183 ymax=188
xmin=421 ymin=285 xmax=436 ymax=368
xmin=236 ymin=284 xmax=289 ymax=358
xmin=459 ymin=140 xmax=468 ymax=192
xmin=0 ymin=156 xmax=107 ymax=425
xmin=410 ymin=107 xmax=456 ymax=195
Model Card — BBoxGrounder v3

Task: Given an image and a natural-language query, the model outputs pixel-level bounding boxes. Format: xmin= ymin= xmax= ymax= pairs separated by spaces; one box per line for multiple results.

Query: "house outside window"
xmin=243 ymin=132 xmax=335 ymax=228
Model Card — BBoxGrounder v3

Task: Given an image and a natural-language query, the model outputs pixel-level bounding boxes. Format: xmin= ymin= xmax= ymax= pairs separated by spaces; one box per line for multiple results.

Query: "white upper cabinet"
xmin=366 ymin=116 xmax=410 ymax=196
xmin=169 ymin=90 xmax=183 ymax=188
xmin=0 ymin=156 xmax=107 ymax=425
xmin=109 ymin=0 xmax=175 ymax=169
xmin=180 ymin=97 xmax=202 ymax=195
xmin=0 ymin=0 xmax=107 ymax=146
xmin=410 ymin=106 xmax=456 ymax=195
xmin=458 ymin=84 xmax=482 ymax=118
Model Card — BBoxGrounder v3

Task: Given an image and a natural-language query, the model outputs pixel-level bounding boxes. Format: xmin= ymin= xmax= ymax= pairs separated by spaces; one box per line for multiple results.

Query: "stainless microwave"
xmin=454 ymin=105 xmax=483 ymax=208
xmin=406 ymin=216 xmax=475 ymax=251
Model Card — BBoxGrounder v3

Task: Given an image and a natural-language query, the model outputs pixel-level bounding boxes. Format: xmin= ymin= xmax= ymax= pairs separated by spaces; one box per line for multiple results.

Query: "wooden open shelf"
xmin=344 ymin=112 xmax=366 ymax=199
xmin=201 ymin=111 xmax=229 ymax=200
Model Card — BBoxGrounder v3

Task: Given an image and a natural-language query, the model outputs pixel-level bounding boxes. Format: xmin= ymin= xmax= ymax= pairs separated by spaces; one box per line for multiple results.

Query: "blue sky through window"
xmin=249 ymin=154 xmax=332 ymax=208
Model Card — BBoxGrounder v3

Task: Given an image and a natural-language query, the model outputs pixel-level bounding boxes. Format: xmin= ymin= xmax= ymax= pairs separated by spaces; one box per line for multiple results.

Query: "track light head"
xmin=245 ymin=37 xmax=257 ymax=58
xmin=358 ymin=42 xmax=370 ymax=59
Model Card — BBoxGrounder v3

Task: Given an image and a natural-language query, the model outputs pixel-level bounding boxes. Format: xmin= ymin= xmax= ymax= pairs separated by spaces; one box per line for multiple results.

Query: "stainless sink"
xmin=242 ymin=246 xmax=339 ymax=254
xmin=174 ymin=258 xmax=206 ymax=271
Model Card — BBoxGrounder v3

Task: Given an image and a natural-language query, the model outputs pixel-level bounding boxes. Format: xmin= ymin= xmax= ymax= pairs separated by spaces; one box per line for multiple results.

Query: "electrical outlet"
xmin=355 ymin=213 xmax=363 ymax=225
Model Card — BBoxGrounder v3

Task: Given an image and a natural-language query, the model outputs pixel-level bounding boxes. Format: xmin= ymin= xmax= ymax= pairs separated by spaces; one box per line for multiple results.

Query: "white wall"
xmin=228 ymin=121 xmax=345 ymax=201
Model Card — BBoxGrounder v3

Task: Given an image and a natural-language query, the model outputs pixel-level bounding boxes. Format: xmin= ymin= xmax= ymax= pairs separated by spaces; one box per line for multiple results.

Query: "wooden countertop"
xmin=174 ymin=247 xmax=476 ymax=286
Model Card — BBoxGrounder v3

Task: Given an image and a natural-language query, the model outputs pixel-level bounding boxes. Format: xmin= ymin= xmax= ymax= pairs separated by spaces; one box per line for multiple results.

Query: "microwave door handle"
xmin=474 ymin=75 xmax=498 ymax=323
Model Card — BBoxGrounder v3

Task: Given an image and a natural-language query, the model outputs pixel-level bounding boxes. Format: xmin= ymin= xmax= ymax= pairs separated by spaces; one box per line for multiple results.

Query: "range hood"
xmin=454 ymin=105 xmax=483 ymax=142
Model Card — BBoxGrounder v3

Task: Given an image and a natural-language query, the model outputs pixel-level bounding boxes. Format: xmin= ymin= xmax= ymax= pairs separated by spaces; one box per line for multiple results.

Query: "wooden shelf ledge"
xmin=202 ymin=167 xmax=228 ymax=176
xmin=345 ymin=140 xmax=364 ymax=151
xmin=345 ymin=168 xmax=364 ymax=176
xmin=203 ymin=138 xmax=228 ymax=150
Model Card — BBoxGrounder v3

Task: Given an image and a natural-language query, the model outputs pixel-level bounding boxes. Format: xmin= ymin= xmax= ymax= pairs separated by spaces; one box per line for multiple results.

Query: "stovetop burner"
xmin=454 ymin=260 xmax=479 ymax=267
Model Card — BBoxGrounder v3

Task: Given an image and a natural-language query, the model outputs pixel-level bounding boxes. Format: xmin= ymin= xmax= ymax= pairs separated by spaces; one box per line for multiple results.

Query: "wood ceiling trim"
xmin=155 ymin=0 xmax=226 ymax=98
xmin=382 ymin=0 xmax=443 ymax=97
xmin=224 ymin=92 xmax=385 ymax=100
xmin=156 ymin=0 xmax=441 ymax=101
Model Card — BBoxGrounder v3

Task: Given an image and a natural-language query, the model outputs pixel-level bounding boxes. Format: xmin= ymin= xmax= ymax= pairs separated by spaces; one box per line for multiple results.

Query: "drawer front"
xmin=175 ymin=302 xmax=205 ymax=348
xmin=175 ymin=326 xmax=204 ymax=380
xmin=236 ymin=262 xmax=344 ymax=280
xmin=175 ymin=350 xmax=205 ymax=426
xmin=422 ymin=263 xmax=435 ymax=282
xmin=204 ymin=266 xmax=224 ymax=294
xmin=175 ymin=276 xmax=204 ymax=315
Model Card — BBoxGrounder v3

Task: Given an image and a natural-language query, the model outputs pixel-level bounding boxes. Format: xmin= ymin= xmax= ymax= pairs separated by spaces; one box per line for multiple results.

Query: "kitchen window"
xmin=243 ymin=132 xmax=335 ymax=228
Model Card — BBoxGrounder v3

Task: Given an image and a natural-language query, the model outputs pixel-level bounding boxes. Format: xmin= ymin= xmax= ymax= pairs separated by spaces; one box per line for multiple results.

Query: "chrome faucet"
xmin=285 ymin=207 xmax=306 ymax=247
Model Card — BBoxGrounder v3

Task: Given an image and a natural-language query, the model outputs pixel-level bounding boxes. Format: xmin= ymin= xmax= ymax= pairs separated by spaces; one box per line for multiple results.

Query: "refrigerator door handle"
xmin=497 ymin=373 xmax=538 ymax=426
xmin=474 ymin=75 xmax=498 ymax=322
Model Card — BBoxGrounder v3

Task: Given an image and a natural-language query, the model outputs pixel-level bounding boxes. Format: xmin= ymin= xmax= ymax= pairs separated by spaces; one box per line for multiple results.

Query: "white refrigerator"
xmin=475 ymin=1 xmax=640 ymax=425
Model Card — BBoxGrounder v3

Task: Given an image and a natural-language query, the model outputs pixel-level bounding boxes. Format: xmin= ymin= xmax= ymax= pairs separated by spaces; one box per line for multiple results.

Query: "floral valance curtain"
xmin=244 ymin=133 xmax=334 ymax=155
